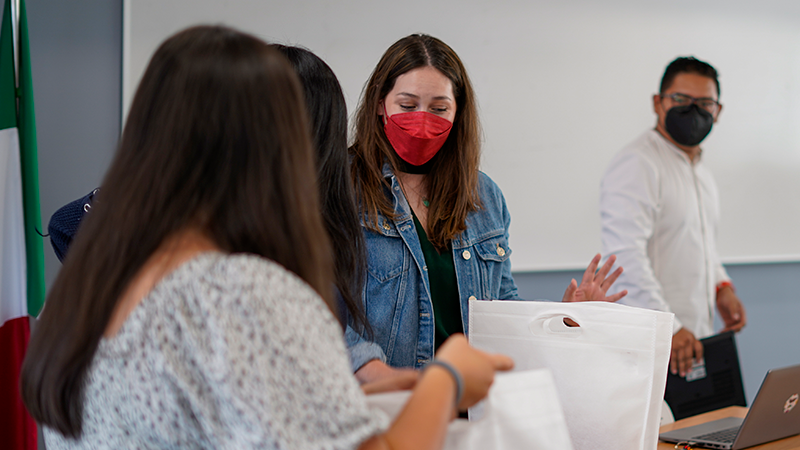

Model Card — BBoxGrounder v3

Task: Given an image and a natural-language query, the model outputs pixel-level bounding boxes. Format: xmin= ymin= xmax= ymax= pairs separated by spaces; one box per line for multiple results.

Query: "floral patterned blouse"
xmin=44 ymin=252 xmax=387 ymax=449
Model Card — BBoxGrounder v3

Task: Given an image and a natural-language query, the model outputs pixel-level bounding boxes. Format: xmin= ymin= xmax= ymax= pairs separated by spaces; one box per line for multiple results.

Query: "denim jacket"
xmin=346 ymin=165 xmax=519 ymax=371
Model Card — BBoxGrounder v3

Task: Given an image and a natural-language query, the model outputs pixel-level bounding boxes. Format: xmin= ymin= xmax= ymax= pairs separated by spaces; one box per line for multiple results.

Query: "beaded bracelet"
xmin=716 ymin=281 xmax=734 ymax=294
xmin=425 ymin=360 xmax=464 ymax=409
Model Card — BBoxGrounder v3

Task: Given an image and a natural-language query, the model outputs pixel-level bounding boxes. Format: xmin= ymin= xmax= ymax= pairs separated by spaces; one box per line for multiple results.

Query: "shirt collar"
xmin=381 ymin=161 xmax=394 ymax=179
xmin=650 ymin=129 xmax=703 ymax=165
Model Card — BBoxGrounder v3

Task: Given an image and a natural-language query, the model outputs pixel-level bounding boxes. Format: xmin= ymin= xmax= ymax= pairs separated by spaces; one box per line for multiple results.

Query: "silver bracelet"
xmin=425 ymin=360 xmax=464 ymax=408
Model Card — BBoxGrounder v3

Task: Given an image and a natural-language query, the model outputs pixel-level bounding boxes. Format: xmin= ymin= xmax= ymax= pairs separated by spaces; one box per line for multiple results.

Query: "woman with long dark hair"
xmin=22 ymin=26 xmax=511 ymax=448
xmin=272 ymin=46 xmax=414 ymax=385
xmin=44 ymin=43 xmax=393 ymax=383
xmin=272 ymin=45 xmax=369 ymax=333
xmin=47 ymin=46 xmax=371 ymax=335
xmin=348 ymin=34 xmax=627 ymax=383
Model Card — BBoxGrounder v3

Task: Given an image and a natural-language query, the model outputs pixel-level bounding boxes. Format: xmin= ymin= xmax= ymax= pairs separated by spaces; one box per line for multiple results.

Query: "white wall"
xmin=124 ymin=0 xmax=800 ymax=271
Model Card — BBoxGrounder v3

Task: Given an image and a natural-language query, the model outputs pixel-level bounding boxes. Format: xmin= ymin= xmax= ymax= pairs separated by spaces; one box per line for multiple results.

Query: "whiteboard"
xmin=124 ymin=0 xmax=800 ymax=271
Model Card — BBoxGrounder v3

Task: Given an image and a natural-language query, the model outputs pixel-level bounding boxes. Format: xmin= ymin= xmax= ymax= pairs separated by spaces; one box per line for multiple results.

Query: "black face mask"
xmin=392 ymin=147 xmax=440 ymax=174
xmin=665 ymin=104 xmax=714 ymax=147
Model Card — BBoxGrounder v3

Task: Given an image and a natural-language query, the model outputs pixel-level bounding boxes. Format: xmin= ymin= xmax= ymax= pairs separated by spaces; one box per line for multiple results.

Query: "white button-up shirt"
xmin=600 ymin=130 xmax=729 ymax=338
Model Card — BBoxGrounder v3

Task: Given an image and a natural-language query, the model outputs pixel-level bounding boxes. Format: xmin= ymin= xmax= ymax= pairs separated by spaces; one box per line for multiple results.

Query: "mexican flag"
xmin=0 ymin=0 xmax=44 ymax=448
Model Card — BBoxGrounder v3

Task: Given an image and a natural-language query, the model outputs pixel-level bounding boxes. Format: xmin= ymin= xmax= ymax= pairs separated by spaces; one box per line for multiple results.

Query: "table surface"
xmin=658 ymin=406 xmax=800 ymax=449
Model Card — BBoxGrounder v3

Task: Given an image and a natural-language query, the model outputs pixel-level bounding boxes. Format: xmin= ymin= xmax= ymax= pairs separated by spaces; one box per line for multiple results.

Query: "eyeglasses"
xmin=660 ymin=93 xmax=721 ymax=114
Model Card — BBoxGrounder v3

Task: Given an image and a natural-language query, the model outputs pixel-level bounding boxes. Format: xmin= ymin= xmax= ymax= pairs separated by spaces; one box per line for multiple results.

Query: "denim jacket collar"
xmin=380 ymin=162 xmax=505 ymax=249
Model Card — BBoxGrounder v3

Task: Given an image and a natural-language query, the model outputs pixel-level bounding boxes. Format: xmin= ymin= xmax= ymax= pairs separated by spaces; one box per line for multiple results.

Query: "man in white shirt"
xmin=600 ymin=57 xmax=746 ymax=378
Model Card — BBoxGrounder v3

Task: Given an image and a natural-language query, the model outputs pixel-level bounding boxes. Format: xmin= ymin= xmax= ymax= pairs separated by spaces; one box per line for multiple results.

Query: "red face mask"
xmin=383 ymin=108 xmax=453 ymax=166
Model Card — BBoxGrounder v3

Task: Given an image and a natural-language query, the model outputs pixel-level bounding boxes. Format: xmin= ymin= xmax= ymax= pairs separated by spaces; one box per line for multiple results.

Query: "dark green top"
xmin=411 ymin=213 xmax=463 ymax=351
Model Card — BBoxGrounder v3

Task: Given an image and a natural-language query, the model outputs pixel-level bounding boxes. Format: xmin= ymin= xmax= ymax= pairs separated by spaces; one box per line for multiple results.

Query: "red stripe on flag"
xmin=0 ymin=316 xmax=37 ymax=449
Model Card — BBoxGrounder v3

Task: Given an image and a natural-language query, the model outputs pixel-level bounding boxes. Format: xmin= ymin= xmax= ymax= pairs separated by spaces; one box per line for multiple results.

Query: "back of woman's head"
xmin=21 ymin=25 xmax=332 ymax=437
xmin=352 ymin=34 xmax=482 ymax=249
xmin=273 ymin=45 xmax=348 ymax=173
xmin=273 ymin=45 xmax=369 ymax=332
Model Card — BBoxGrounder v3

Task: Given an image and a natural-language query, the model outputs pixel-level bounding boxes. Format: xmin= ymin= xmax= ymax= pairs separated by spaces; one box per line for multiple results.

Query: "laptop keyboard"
xmin=694 ymin=426 xmax=740 ymax=443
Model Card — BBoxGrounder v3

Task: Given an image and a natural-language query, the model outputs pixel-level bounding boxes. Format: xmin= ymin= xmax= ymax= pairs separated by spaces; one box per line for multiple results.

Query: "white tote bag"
xmin=469 ymin=300 xmax=673 ymax=450
xmin=366 ymin=369 xmax=574 ymax=450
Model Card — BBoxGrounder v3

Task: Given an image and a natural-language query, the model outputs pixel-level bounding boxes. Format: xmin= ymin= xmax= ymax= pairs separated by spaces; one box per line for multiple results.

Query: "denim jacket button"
xmin=468 ymin=295 xmax=477 ymax=302
xmin=382 ymin=222 xmax=391 ymax=231
xmin=497 ymin=245 xmax=506 ymax=257
xmin=462 ymin=250 xmax=471 ymax=260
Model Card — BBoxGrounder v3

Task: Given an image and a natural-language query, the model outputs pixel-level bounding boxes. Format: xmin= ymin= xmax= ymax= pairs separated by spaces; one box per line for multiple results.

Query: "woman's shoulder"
xmin=103 ymin=252 xmax=340 ymax=380
xmin=163 ymin=252 xmax=322 ymax=310
xmin=102 ymin=252 xmax=328 ymax=354
xmin=476 ymin=171 xmax=508 ymax=208
xmin=457 ymin=172 xmax=510 ymax=244
xmin=167 ymin=252 xmax=304 ymax=286
xmin=477 ymin=171 xmax=503 ymax=192
xmin=102 ymin=252 xmax=330 ymax=342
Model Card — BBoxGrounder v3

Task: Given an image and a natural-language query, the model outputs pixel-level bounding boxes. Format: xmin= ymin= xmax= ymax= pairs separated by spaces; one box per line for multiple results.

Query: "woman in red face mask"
xmin=347 ymin=35 xmax=627 ymax=386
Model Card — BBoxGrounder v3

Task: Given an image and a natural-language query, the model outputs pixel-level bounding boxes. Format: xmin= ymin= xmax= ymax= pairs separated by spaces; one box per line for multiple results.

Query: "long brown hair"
xmin=351 ymin=34 xmax=482 ymax=249
xmin=20 ymin=26 xmax=333 ymax=437
xmin=274 ymin=45 xmax=369 ymax=334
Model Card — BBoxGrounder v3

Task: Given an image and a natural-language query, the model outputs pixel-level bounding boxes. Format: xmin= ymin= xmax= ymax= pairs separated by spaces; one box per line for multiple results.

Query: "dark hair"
xmin=273 ymin=44 xmax=369 ymax=333
xmin=21 ymin=25 xmax=333 ymax=437
xmin=660 ymin=56 xmax=720 ymax=98
xmin=351 ymin=34 xmax=481 ymax=250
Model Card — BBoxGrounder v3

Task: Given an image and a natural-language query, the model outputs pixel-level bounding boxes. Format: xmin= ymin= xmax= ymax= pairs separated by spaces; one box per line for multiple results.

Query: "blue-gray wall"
xmin=26 ymin=0 xmax=798 ymax=409
xmin=27 ymin=0 xmax=121 ymax=288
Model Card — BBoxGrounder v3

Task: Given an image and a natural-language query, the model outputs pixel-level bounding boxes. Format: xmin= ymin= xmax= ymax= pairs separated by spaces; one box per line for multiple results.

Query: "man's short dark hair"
xmin=660 ymin=56 xmax=720 ymax=98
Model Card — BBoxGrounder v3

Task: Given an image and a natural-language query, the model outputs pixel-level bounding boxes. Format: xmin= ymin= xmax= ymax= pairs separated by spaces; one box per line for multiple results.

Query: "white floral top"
xmin=44 ymin=252 xmax=387 ymax=449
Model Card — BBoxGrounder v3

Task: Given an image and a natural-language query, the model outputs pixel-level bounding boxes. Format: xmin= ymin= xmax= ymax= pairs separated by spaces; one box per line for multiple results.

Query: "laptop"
xmin=660 ymin=364 xmax=800 ymax=449
xmin=664 ymin=331 xmax=747 ymax=421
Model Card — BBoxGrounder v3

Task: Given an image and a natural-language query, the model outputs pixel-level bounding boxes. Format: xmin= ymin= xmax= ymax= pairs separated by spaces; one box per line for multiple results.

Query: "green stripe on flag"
xmin=0 ymin=0 xmax=44 ymax=316
xmin=17 ymin=0 xmax=44 ymax=317
xmin=0 ymin=0 xmax=14 ymax=128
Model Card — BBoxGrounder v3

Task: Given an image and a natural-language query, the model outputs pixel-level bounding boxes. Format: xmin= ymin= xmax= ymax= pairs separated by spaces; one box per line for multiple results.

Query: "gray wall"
xmin=27 ymin=0 xmax=798 ymax=409
xmin=27 ymin=0 xmax=121 ymax=288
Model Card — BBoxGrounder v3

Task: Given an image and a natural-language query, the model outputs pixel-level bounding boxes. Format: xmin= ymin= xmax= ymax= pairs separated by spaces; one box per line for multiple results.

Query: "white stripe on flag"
xmin=0 ymin=126 xmax=27 ymax=325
